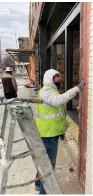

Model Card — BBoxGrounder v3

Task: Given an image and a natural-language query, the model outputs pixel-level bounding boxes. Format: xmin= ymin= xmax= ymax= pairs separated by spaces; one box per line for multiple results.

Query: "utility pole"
xmin=14 ymin=26 xmax=18 ymax=49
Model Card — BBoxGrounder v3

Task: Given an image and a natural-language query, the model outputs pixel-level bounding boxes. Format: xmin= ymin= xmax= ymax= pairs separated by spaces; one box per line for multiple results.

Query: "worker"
xmin=35 ymin=69 xmax=86 ymax=194
xmin=2 ymin=67 xmax=18 ymax=99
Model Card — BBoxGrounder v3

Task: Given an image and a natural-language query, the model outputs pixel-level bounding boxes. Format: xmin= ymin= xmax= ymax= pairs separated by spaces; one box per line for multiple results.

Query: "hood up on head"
xmin=43 ymin=69 xmax=60 ymax=89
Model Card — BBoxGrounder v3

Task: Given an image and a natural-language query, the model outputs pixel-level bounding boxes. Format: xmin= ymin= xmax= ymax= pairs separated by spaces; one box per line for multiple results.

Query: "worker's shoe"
xmin=35 ymin=186 xmax=40 ymax=191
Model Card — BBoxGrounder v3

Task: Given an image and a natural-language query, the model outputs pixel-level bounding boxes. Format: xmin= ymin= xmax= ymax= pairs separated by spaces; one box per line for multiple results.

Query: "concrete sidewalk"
xmin=0 ymin=77 xmax=84 ymax=194
xmin=0 ymin=77 xmax=38 ymax=194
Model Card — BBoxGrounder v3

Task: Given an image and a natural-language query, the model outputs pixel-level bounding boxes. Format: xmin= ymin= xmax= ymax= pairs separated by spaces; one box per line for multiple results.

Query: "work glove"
xmin=77 ymin=81 xmax=86 ymax=92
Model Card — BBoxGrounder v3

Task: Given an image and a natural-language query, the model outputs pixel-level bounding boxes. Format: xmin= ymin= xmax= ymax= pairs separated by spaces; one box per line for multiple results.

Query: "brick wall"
xmin=85 ymin=3 xmax=93 ymax=194
xmin=56 ymin=31 xmax=79 ymax=106
xmin=56 ymin=44 xmax=65 ymax=91
xmin=73 ymin=30 xmax=79 ymax=87
xmin=73 ymin=30 xmax=79 ymax=109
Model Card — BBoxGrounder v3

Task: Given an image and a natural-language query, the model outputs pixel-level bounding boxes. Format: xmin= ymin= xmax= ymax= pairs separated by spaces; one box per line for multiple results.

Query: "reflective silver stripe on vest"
xmin=36 ymin=113 xmax=63 ymax=119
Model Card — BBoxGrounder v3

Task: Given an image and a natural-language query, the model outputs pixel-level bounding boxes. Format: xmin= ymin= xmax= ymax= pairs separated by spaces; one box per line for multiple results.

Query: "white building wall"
xmin=85 ymin=3 xmax=93 ymax=194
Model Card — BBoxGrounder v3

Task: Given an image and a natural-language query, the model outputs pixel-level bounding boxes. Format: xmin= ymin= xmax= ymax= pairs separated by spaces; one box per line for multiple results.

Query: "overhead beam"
xmin=46 ymin=3 xmax=57 ymax=27
xmin=47 ymin=3 xmax=80 ymax=49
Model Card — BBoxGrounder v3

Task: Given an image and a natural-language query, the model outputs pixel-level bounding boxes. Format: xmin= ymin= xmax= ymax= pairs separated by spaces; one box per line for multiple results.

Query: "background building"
xmin=18 ymin=37 xmax=29 ymax=49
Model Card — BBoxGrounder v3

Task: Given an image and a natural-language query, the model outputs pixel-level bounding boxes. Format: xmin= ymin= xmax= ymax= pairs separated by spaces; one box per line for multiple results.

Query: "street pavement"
xmin=0 ymin=76 xmax=84 ymax=194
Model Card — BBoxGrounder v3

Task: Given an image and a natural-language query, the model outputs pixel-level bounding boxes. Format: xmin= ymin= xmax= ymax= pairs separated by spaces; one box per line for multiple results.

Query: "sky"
xmin=0 ymin=2 xmax=29 ymax=53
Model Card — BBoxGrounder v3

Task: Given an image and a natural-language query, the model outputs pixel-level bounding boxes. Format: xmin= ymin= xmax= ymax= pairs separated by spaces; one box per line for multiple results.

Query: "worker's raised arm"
xmin=40 ymin=82 xmax=86 ymax=107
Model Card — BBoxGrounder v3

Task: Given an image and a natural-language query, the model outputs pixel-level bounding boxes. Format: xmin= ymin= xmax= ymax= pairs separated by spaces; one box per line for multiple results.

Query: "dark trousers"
xmin=5 ymin=92 xmax=17 ymax=99
xmin=35 ymin=137 xmax=59 ymax=194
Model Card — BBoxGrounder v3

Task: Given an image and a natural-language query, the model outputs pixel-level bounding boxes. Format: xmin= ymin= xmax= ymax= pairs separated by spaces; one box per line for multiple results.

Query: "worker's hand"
xmin=77 ymin=81 xmax=86 ymax=92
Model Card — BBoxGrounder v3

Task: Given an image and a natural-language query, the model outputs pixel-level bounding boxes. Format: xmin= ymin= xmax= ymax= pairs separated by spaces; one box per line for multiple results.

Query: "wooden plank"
xmin=0 ymin=98 xmax=43 ymax=106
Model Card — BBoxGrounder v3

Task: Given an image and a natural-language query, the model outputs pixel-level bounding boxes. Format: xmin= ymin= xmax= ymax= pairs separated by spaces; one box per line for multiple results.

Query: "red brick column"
xmin=79 ymin=2 xmax=90 ymax=190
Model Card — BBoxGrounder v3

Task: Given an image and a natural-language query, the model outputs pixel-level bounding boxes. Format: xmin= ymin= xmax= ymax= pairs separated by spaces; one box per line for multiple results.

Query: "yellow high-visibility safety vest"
xmin=36 ymin=85 xmax=69 ymax=137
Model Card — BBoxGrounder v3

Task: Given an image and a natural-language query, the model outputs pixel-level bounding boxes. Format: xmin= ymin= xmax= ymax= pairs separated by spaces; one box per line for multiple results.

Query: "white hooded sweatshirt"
xmin=40 ymin=69 xmax=80 ymax=107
